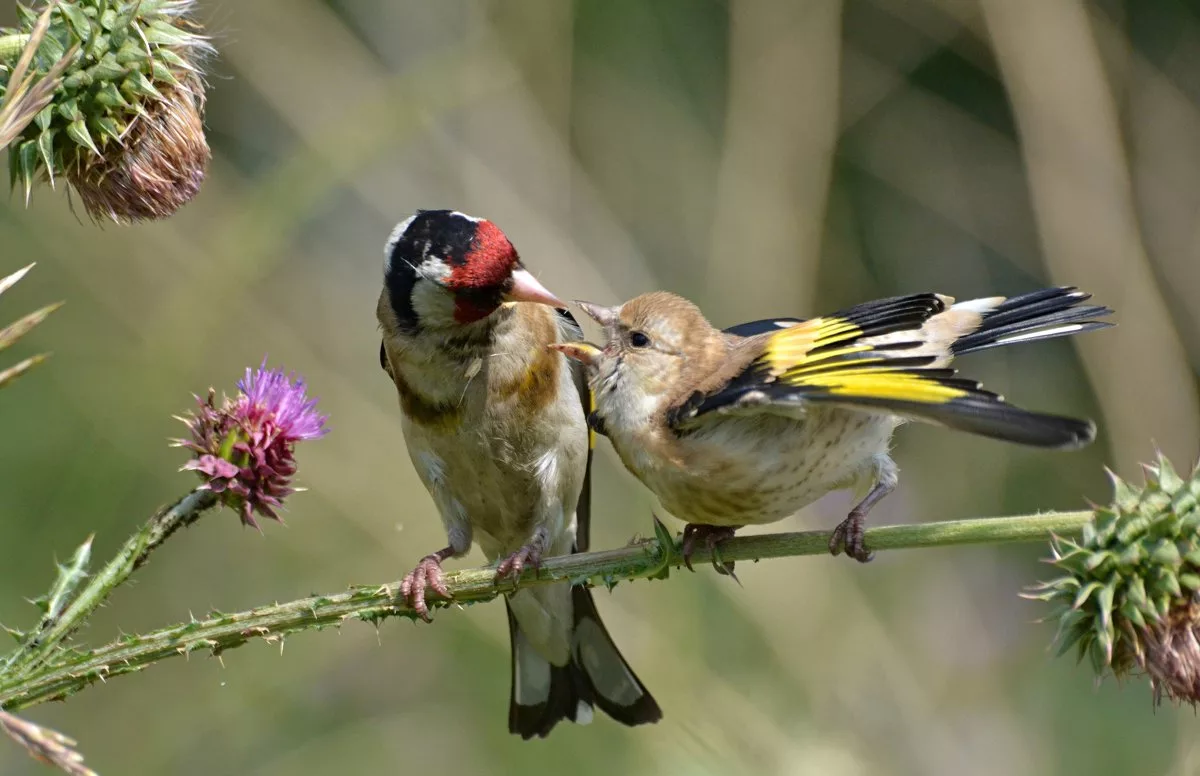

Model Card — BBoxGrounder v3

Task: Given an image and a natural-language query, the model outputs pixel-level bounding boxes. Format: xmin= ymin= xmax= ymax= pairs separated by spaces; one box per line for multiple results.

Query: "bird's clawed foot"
xmin=829 ymin=509 xmax=875 ymax=563
xmin=681 ymin=524 xmax=739 ymax=580
xmin=496 ymin=538 xmax=545 ymax=586
xmin=400 ymin=547 xmax=455 ymax=622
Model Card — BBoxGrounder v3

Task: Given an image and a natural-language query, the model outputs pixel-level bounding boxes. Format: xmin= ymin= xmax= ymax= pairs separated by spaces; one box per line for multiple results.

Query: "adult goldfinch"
xmin=377 ymin=210 xmax=660 ymax=738
xmin=554 ymin=288 xmax=1112 ymax=567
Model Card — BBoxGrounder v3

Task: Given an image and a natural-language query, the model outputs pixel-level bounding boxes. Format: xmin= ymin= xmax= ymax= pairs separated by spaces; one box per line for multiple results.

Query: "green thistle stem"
xmin=0 ymin=34 xmax=31 ymax=65
xmin=2 ymin=488 xmax=218 ymax=679
xmin=0 ymin=509 xmax=1090 ymax=711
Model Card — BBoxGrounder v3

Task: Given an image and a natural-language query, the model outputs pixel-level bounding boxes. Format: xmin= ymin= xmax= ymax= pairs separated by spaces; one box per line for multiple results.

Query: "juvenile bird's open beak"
xmin=505 ymin=268 xmax=567 ymax=308
xmin=575 ymin=300 xmax=619 ymax=328
xmin=548 ymin=341 xmax=602 ymax=368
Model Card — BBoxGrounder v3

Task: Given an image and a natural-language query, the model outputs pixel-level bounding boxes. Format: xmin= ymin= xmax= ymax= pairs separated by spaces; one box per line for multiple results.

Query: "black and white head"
xmin=380 ymin=209 xmax=564 ymax=334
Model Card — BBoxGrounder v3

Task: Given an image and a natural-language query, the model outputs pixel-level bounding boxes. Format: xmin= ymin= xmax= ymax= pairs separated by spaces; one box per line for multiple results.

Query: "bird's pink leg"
xmin=496 ymin=533 xmax=547 ymax=585
xmin=400 ymin=546 xmax=455 ymax=622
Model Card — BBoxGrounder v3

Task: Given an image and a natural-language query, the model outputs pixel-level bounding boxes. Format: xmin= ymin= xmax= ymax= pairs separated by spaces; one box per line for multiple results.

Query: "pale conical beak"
xmin=505 ymin=268 xmax=567 ymax=308
xmin=548 ymin=341 xmax=602 ymax=368
xmin=575 ymin=300 xmax=619 ymax=328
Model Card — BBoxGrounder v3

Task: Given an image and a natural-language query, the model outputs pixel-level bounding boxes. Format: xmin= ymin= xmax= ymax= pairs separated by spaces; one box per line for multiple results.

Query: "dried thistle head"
xmin=1 ymin=0 xmax=215 ymax=222
xmin=1026 ymin=453 xmax=1200 ymax=705
xmin=68 ymin=70 xmax=208 ymax=221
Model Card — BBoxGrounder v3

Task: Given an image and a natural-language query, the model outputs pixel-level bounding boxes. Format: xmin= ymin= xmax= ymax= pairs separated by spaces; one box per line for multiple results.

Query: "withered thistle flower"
xmin=175 ymin=361 xmax=328 ymax=529
xmin=1 ymin=0 xmax=214 ymax=222
xmin=0 ymin=263 xmax=61 ymax=390
xmin=0 ymin=711 xmax=95 ymax=776
xmin=1026 ymin=453 xmax=1200 ymax=705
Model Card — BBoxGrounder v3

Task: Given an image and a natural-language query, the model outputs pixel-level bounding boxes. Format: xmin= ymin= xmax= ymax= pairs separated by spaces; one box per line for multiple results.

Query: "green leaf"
xmin=17 ymin=139 xmax=38 ymax=203
xmin=93 ymin=81 xmax=129 ymax=109
xmin=121 ymin=70 xmax=161 ymax=100
xmin=34 ymin=103 xmax=53 ymax=131
xmin=150 ymin=59 xmax=179 ymax=87
xmin=115 ymin=39 xmax=149 ymax=66
xmin=56 ymin=97 xmax=82 ymax=123
xmin=1084 ymin=550 xmax=1115 ymax=573
xmin=1126 ymin=573 xmax=1148 ymax=611
xmin=157 ymin=48 xmax=192 ymax=71
xmin=88 ymin=52 xmax=127 ymax=83
xmin=1154 ymin=453 xmax=1183 ymax=493
xmin=57 ymin=3 xmax=93 ymax=41
xmin=1149 ymin=539 xmax=1181 ymax=565
xmin=1109 ymin=470 xmax=1140 ymax=513
xmin=1151 ymin=567 xmax=1182 ymax=599
xmin=1116 ymin=515 xmax=1150 ymax=546
xmin=143 ymin=19 xmax=197 ymax=47
xmin=93 ymin=115 xmax=123 ymax=144
xmin=1120 ymin=599 xmax=1147 ymax=630
xmin=65 ymin=118 xmax=99 ymax=154
xmin=15 ymin=3 xmax=38 ymax=27
xmin=43 ymin=536 xmax=94 ymax=624
xmin=99 ymin=8 xmax=119 ymax=32
xmin=1071 ymin=580 xmax=1104 ymax=610
xmin=1096 ymin=580 xmax=1116 ymax=632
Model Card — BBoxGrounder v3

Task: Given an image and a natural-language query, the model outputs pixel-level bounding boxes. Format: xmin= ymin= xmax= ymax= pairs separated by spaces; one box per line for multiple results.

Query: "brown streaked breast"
xmin=493 ymin=304 xmax=562 ymax=414
xmin=388 ymin=368 xmax=462 ymax=431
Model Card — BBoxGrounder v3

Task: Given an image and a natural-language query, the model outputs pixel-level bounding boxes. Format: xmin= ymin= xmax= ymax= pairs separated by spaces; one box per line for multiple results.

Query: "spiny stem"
xmin=0 ymin=509 xmax=1092 ymax=711
xmin=3 ymin=489 xmax=219 ymax=679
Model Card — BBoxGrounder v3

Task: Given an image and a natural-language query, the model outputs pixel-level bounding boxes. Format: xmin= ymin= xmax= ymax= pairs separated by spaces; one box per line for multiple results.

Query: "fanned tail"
xmin=951 ymin=287 xmax=1113 ymax=356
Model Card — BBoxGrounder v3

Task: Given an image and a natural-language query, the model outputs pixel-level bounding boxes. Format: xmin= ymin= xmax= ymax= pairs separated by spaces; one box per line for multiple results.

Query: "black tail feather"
xmin=506 ymin=600 xmax=593 ymax=740
xmin=953 ymin=287 xmax=1114 ymax=356
xmin=506 ymin=587 xmax=660 ymax=740
xmin=569 ymin=585 xmax=662 ymax=727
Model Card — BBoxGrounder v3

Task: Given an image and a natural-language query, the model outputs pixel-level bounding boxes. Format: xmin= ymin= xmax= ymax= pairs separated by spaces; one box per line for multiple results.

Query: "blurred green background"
xmin=4 ymin=0 xmax=1200 ymax=773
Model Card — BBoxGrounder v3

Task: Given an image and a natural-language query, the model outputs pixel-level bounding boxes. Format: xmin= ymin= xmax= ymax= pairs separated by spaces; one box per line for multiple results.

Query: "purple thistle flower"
xmin=175 ymin=360 xmax=328 ymax=529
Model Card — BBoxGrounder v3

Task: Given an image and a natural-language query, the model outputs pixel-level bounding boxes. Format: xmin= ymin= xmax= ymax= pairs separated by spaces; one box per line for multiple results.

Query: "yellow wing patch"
xmin=762 ymin=316 xmax=871 ymax=376
xmin=588 ymin=388 xmax=597 ymax=449
xmin=785 ymin=369 xmax=969 ymax=404
xmin=761 ymin=312 xmax=968 ymax=406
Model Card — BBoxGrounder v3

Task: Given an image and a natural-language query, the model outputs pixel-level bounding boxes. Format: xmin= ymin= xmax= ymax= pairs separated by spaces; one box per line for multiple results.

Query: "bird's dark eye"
xmin=629 ymin=331 xmax=651 ymax=348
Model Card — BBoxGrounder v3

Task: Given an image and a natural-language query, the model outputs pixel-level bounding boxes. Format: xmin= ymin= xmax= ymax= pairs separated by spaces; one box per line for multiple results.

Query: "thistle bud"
xmin=1026 ymin=453 xmax=1200 ymax=705
xmin=174 ymin=361 xmax=328 ymax=529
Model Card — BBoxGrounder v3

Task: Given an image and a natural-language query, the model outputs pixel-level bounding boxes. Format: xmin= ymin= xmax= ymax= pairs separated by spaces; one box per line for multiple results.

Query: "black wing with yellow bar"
xmin=557 ymin=308 xmax=596 ymax=552
xmin=671 ymin=292 xmax=1098 ymax=450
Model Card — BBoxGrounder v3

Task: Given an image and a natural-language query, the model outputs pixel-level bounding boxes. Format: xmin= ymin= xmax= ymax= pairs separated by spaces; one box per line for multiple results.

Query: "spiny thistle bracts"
xmin=1026 ymin=453 xmax=1200 ymax=705
xmin=0 ymin=0 xmax=214 ymax=221
xmin=174 ymin=361 xmax=328 ymax=529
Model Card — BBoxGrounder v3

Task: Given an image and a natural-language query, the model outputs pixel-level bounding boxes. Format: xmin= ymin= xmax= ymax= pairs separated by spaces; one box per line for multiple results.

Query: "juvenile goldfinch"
xmin=554 ymin=288 xmax=1112 ymax=567
xmin=377 ymin=210 xmax=660 ymax=739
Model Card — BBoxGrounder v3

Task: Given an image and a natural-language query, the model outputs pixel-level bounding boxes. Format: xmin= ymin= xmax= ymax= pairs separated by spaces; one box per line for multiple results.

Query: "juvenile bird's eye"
xmin=629 ymin=331 xmax=651 ymax=348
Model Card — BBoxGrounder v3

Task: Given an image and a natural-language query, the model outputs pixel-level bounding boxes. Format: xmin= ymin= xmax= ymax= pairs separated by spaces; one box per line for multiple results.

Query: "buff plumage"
xmin=556 ymin=287 xmax=1112 ymax=567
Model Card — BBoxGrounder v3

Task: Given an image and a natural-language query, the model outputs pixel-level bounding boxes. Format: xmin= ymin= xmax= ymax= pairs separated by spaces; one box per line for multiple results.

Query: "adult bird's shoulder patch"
xmin=668 ymin=292 xmax=1097 ymax=450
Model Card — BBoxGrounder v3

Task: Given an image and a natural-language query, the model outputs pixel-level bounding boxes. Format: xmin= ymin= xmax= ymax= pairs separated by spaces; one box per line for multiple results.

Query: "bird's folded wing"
xmin=556 ymin=308 xmax=595 ymax=551
xmin=669 ymin=293 xmax=1094 ymax=450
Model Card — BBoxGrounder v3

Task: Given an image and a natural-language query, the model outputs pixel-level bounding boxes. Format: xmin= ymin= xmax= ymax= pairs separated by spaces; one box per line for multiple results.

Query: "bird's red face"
xmin=382 ymin=210 xmax=565 ymax=332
